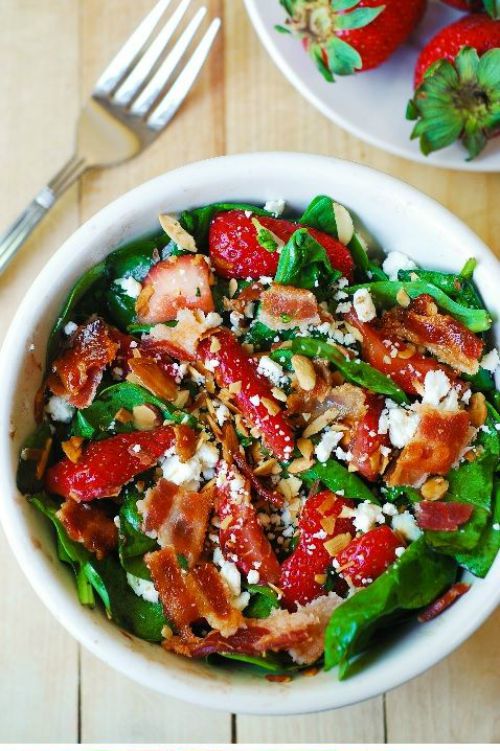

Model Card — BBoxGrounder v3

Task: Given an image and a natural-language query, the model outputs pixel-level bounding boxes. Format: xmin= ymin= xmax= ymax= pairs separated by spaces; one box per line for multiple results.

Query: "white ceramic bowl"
xmin=1 ymin=153 xmax=499 ymax=715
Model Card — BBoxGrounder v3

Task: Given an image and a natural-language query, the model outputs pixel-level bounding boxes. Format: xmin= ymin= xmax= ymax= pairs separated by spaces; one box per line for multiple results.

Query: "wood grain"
xmin=0 ymin=0 xmax=499 ymax=742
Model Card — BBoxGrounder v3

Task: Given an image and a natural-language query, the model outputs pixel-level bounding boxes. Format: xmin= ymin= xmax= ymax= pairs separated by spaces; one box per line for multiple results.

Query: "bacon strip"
xmin=382 ymin=294 xmax=484 ymax=376
xmin=386 ymin=406 xmax=474 ymax=488
xmin=415 ymin=501 xmax=474 ymax=532
xmin=418 ymin=583 xmax=471 ymax=622
xmin=56 ymin=499 xmax=117 ymax=559
xmin=138 ymin=478 xmax=213 ymax=567
xmin=259 ymin=284 xmax=320 ymax=331
xmin=48 ymin=318 xmax=118 ymax=408
xmin=146 ymin=547 xmax=244 ymax=637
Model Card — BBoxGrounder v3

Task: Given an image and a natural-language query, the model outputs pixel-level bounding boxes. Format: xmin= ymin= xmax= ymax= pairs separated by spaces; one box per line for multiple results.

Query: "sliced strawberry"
xmin=349 ymin=392 xmax=391 ymax=482
xmin=136 ymin=254 xmax=214 ymax=324
xmin=209 ymin=210 xmax=354 ymax=281
xmin=279 ymin=491 xmax=355 ymax=609
xmin=336 ymin=525 xmax=402 ymax=587
xmin=197 ymin=328 xmax=295 ymax=461
xmin=45 ymin=426 xmax=175 ymax=501
xmin=217 ymin=466 xmax=281 ymax=584
xmin=345 ymin=310 xmax=461 ymax=396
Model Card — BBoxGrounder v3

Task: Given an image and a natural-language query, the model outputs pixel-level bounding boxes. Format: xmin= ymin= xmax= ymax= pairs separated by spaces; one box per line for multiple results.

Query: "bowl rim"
xmin=0 ymin=151 xmax=499 ymax=715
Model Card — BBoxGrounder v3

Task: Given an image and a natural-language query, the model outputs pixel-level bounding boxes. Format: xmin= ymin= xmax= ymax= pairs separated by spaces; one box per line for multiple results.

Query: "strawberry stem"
xmin=407 ymin=47 xmax=500 ymax=160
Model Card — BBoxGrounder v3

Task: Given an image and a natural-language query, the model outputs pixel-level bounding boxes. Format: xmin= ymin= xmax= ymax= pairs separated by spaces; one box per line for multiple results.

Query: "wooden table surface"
xmin=1 ymin=0 xmax=499 ymax=743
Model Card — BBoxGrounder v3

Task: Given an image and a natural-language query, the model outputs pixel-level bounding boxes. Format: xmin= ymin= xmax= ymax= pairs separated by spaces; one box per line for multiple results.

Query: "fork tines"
xmin=93 ymin=0 xmax=220 ymax=129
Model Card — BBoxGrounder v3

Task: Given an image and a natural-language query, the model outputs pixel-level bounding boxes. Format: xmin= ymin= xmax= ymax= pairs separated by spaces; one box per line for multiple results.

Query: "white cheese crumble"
xmin=352 ymin=501 xmax=385 ymax=534
xmin=381 ymin=401 xmax=420 ymax=449
xmin=382 ymin=251 xmax=417 ymax=281
xmin=63 ymin=320 xmax=78 ymax=336
xmin=382 ymin=502 xmax=398 ymax=516
xmin=257 ymin=355 xmax=286 ymax=386
xmin=480 ymin=348 xmax=500 ymax=373
xmin=161 ymin=441 xmax=219 ymax=490
xmin=422 ymin=370 xmax=451 ymax=407
xmin=214 ymin=401 xmax=230 ymax=427
xmin=395 ymin=546 xmax=406 ymax=558
xmin=249 ymin=394 xmax=261 ymax=406
xmin=126 ymin=573 xmax=159 ymax=603
xmin=352 ymin=288 xmax=377 ymax=322
xmin=392 ymin=510 xmax=422 ymax=541
xmin=115 ymin=276 xmax=142 ymax=299
xmin=46 ymin=395 xmax=75 ymax=423
xmin=263 ymin=198 xmax=285 ymax=216
xmin=315 ymin=429 xmax=344 ymax=463
xmin=247 ymin=569 xmax=260 ymax=585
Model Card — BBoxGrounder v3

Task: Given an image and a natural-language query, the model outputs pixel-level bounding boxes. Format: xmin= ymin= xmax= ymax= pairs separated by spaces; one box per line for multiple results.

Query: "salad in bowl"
xmin=16 ymin=190 xmax=500 ymax=681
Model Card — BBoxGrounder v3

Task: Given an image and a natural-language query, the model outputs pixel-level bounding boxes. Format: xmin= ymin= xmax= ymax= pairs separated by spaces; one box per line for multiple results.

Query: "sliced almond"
xmin=323 ymin=532 xmax=352 ymax=557
xmin=271 ymin=387 xmax=287 ymax=402
xmin=235 ymin=414 xmax=249 ymax=437
xmin=219 ymin=514 xmax=233 ymax=530
xmin=132 ymin=404 xmax=161 ymax=431
xmin=35 ymin=438 xmax=53 ymax=480
xmin=61 ymin=436 xmax=83 ymax=464
xmin=261 ymin=397 xmax=280 ymax=416
xmin=173 ymin=389 xmax=190 ymax=408
xmin=320 ymin=515 xmax=336 ymax=535
xmin=421 ymin=476 xmax=449 ymax=501
xmin=127 ymin=358 xmax=178 ymax=401
xmin=209 ymin=336 xmax=221 ymax=353
xmin=397 ymin=343 xmax=416 ymax=360
xmin=115 ymin=407 xmax=134 ymax=424
xmin=287 ymin=456 xmax=314 ymax=474
xmin=469 ymin=392 xmax=487 ymax=427
xmin=291 ymin=355 xmax=317 ymax=392
xmin=228 ymin=278 xmax=238 ymax=298
xmin=303 ymin=408 xmax=339 ymax=438
xmin=158 ymin=213 xmax=197 ymax=252
xmin=254 ymin=458 xmax=280 ymax=476
xmin=314 ymin=573 xmax=327 ymax=585
xmin=396 ymin=288 xmax=411 ymax=307
xmin=297 ymin=436 xmax=313 ymax=461
xmin=333 ymin=202 xmax=355 ymax=245
xmin=228 ymin=380 xmax=242 ymax=395
xmin=135 ymin=284 xmax=154 ymax=317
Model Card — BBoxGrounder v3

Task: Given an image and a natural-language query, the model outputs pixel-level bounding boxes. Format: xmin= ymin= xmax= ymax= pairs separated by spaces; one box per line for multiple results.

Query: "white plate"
xmin=244 ymin=0 xmax=500 ymax=172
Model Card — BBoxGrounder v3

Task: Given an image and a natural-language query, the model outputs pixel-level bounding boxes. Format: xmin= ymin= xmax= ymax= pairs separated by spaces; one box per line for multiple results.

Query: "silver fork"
xmin=0 ymin=0 xmax=220 ymax=274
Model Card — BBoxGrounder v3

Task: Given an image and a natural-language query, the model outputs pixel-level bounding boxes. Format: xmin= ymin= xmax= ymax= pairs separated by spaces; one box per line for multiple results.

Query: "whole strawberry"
xmin=407 ymin=15 xmax=500 ymax=160
xmin=439 ymin=0 xmax=499 ymax=18
xmin=278 ymin=0 xmax=427 ymax=81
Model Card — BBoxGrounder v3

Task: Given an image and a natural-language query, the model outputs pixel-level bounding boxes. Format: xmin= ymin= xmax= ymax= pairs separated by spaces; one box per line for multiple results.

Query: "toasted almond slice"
xmin=228 ymin=380 xmax=242 ymax=394
xmin=135 ymin=284 xmax=154 ymax=317
xmin=314 ymin=573 xmax=327 ymax=585
xmin=35 ymin=438 xmax=53 ymax=480
xmin=115 ymin=407 xmax=134 ymax=424
xmin=228 ymin=278 xmax=238 ymax=298
xmin=173 ymin=389 xmax=190 ymax=408
xmin=303 ymin=408 xmax=339 ymax=438
xmin=469 ymin=392 xmax=487 ymax=428
xmin=61 ymin=436 xmax=83 ymax=464
xmin=320 ymin=515 xmax=336 ymax=535
xmin=297 ymin=437 xmax=314 ymax=461
xmin=291 ymin=355 xmax=317 ymax=392
xmin=397 ymin=343 xmax=416 ymax=360
xmin=323 ymin=532 xmax=352 ymax=557
xmin=261 ymin=397 xmax=280 ymax=416
xmin=396 ymin=288 xmax=411 ymax=307
xmin=254 ymin=458 xmax=280 ymax=476
xmin=421 ymin=476 xmax=449 ymax=501
xmin=271 ymin=387 xmax=287 ymax=402
xmin=287 ymin=456 xmax=314 ymax=474
xmin=158 ymin=213 xmax=197 ymax=252
xmin=219 ymin=515 xmax=233 ymax=530
xmin=235 ymin=414 xmax=249 ymax=437
xmin=209 ymin=336 xmax=221 ymax=353
xmin=132 ymin=404 xmax=161 ymax=431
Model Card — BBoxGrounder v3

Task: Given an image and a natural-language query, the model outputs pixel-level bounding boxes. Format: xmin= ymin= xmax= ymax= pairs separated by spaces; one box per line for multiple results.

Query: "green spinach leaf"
xmin=456 ymin=482 xmax=500 ymax=578
xmin=17 ymin=423 xmax=54 ymax=495
xmin=244 ymin=584 xmax=280 ymax=619
xmin=274 ymin=228 xmax=340 ymax=290
xmin=301 ymin=459 xmax=378 ymax=502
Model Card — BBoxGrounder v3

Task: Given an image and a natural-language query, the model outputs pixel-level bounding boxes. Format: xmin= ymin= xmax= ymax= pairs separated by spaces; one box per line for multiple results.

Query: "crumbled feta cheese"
xmin=422 ymin=370 xmax=452 ymax=407
xmin=385 ymin=401 xmax=420 ymax=448
xmin=126 ymin=573 xmax=159 ymax=603
xmin=336 ymin=301 xmax=352 ymax=314
xmin=335 ymin=446 xmax=353 ymax=462
xmin=352 ymin=501 xmax=385 ymax=534
xmin=395 ymin=546 xmax=406 ymax=558
xmin=259 ymin=276 xmax=274 ymax=285
xmin=214 ymin=401 xmax=230 ymax=427
xmin=264 ymin=198 xmax=285 ymax=216
xmin=63 ymin=320 xmax=78 ymax=336
xmin=480 ymin=348 xmax=500 ymax=373
xmin=247 ymin=569 xmax=260 ymax=585
xmin=257 ymin=355 xmax=286 ymax=386
xmin=352 ymin=288 xmax=377 ymax=322
xmin=249 ymin=394 xmax=261 ymax=406
xmin=46 ymin=395 xmax=75 ymax=423
xmin=392 ymin=510 xmax=422 ymax=541
xmin=115 ymin=276 xmax=142 ymax=299
xmin=204 ymin=358 xmax=220 ymax=372
xmin=233 ymin=591 xmax=251 ymax=611
xmin=315 ymin=429 xmax=344 ymax=463
xmin=219 ymin=560 xmax=241 ymax=596
xmin=204 ymin=312 xmax=223 ymax=329
xmin=382 ymin=502 xmax=398 ymax=516
xmin=161 ymin=440 xmax=219 ymax=490
xmin=382 ymin=251 xmax=417 ymax=281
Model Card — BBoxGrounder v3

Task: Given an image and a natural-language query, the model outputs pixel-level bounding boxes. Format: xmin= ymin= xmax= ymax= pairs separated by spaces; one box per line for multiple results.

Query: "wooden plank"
xmin=0 ymin=0 xmax=80 ymax=741
xmin=78 ymin=1 xmax=230 ymax=741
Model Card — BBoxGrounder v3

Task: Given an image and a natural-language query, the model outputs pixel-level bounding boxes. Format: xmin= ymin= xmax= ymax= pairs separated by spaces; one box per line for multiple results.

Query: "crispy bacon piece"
xmin=349 ymin=392 xmax=391 ymax=481
xmin=382 ymin=294 xmax=484 ymax=375
xmin=146 ymin=547 xmax=244 ymax=637
xmin=45 ymin=427 xmax=175 ymax=501
xmin=217 ymin=465 xmax=281 ymax=584
xmin=127 ymin=356 xmax=178 ymax=401
xmin=146 ymin=309 xmax=221 ymax=361
xmin=345 ymin=311 xmax=461 ymax=396
xmin=173 ymin=425 xmax=198 ymax=462
xmin=198 ymin=329 xmax=295 ymax=461
xmin=139 ymin=478 xmax=213 ymax=567
xmin=286 ymin=361 xmax=334 ymax=415
xmin=48 ymin=318 xmax=118 ymax=408
xmin=56 ymin=499 xmax=117 ymax=559
xmin=164 ymin=593 xmax=343 ymax=665
xmin=136 ymin=255 xmax=214 ymax=324
xmin=259 ymin=284 xmax=320 ymax=331
xmin=415 ymin=501 xmax=474 ymax=532
xmin=418 ymin=583 xmax=471 ymax=622
xmin=223 ymin=282 xmax=264 ymax=314
xmin=386 ymin=406 xmax=474 ymax=488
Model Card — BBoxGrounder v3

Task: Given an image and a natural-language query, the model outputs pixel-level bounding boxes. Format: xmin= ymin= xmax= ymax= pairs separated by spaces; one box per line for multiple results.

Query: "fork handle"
xmin=0 ymin=155 xmax=87 ymax=274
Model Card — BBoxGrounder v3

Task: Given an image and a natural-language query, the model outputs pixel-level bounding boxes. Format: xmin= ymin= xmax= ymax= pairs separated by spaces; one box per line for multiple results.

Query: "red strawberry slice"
xmin=336 ymin=525 xmax=402 ymax=587
xmin=209 ymin=211 xmax=354 ymax=281
xmin=197 ymin=328 xmax=295 ymax=461
xmin=349 ymin=392 xmax=391 ymax=482
xmin=217 ymin=467 xmax=281 ymax=584
xmin=137 ymin=254 xmax=214 ymax=324
xmin=279 ymin=491 xmax=355 ymax=609
xmin=344 ymin=310 xmax=461 ymax=396
xmin=409 ymin=17 xmax=500 ymax=159
xmin=45 ymin=427 xmax=175 ymax=501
